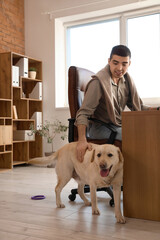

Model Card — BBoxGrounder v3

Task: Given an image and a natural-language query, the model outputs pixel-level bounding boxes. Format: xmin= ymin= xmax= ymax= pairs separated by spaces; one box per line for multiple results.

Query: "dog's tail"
xmin=29 ymin=151 xmax=58 ymax=167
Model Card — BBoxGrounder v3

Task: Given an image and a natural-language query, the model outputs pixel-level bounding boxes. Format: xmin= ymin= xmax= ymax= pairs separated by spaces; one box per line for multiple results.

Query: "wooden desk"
xmin=122 ymin=111 xmax=160 ymax=221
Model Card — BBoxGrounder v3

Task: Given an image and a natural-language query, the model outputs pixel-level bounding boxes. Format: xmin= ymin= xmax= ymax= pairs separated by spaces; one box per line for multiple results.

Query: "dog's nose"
xmin=99 ymin=163 xmax=107 ymax=169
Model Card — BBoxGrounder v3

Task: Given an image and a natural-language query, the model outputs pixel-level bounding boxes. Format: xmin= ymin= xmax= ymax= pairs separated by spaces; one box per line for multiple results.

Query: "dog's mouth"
xmin=100 ymin=165 xmax=113 ymax=177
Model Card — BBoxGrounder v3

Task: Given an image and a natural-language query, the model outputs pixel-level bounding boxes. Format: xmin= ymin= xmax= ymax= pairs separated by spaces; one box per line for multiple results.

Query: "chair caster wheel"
xmin=68 ymin=194 xmax=76 ymax=201
xmin=109 ymin=199 xmax=114 ymax=207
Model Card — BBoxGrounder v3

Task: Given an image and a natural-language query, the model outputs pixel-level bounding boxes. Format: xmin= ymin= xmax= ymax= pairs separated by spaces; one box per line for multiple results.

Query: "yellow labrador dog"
xmin=30 ymin=142 xmax=125 ymax=224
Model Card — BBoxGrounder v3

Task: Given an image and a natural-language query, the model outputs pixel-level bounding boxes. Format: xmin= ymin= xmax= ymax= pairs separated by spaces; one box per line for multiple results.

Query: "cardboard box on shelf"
xmin=13 ymin=130 xmax=35 ymax=141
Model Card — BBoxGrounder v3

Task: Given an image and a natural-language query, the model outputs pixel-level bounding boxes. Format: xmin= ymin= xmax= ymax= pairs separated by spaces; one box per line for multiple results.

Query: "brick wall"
xmin=0 ymin=0 xmax=24 ymax=54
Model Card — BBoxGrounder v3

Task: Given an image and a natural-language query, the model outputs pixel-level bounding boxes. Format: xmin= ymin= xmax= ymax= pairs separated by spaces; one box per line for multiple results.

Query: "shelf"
xmin=0 ymin=99 xmax=12 ymax=102
xmin=0 ymin=117 xmax=12 ymax=119
xmin=29 ymin=99 xmax=42 ymax=102
xmin=13 ymin=161 xmax=28 ymax=166
xmin=0 ymin=168 xmax=12 ymax=173
xmin=22 ymin=98 xmax=42 ymax=101
xmin=21 ymin=77 xmax=42 ymax=82
xmin=0 ymin=151 xmax=12 ymax=155
xmin=13 ymin=140 xmax=35 ymax=143
xmin=0 ymin=51 xmax=43 ymax=171
xmin=13 ymin=119 xmax=35 ymax=121
xmin=13 ymin=86 xmax=21 ymax=89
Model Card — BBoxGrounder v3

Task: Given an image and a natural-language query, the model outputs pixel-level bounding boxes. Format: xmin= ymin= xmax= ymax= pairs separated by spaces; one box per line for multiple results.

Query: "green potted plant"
xmin=29 ymin=120 xmax=68 ymax=154
xmin=29 ymin=67 xmax=37 ymax=79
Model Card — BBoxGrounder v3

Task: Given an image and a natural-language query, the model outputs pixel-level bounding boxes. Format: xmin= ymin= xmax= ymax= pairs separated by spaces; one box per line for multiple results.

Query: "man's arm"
xmin=76 ymin=124 xmax=92 ymax=162
xmin=75 ymin=80 xmax=102 ymax=161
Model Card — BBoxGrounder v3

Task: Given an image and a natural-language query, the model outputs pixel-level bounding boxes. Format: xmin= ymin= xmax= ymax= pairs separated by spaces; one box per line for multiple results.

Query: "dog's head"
xmin=90 ymin=144 xmax=124 ymax=178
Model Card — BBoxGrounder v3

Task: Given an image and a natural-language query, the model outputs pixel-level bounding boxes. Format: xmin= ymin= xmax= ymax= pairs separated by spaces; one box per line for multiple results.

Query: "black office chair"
xmin=67 ymin=66 xmax=122 ymax=206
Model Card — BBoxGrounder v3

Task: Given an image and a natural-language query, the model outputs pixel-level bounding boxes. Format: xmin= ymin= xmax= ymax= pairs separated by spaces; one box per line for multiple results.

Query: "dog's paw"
xmin=116 ymin=216 xmax=126 ymax=224
xmin=57 ymin=203 xmax=65 ymax=208
xmin=92 ymin=208 xmax=100 ymax=215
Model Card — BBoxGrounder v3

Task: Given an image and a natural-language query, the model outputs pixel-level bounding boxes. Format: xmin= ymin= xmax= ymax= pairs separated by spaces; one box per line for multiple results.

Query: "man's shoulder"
xmin=86 ymin=78 xmax=102 ymax=90
xmin=94 ymin=64 xmax=111 ymax=80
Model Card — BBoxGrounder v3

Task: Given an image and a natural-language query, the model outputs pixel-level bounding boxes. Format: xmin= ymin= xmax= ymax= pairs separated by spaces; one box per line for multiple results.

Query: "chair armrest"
xmin=68 ymin=117 xmax=118 ymax=144
xmin=88 ymin=117 xmax=117 ymax=144
xmin=68 ymin=118 xmax=76 ymax=142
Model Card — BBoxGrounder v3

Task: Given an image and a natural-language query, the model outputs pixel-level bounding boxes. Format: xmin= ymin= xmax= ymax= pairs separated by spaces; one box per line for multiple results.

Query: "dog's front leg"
xmin=90 ymin=185 xmax=100 ymax=215
xmin=113 ymin=184 xmax=126 ymax=224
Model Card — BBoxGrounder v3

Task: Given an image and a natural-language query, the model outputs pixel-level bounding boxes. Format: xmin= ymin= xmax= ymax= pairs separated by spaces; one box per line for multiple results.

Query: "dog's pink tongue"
xmin=100 ymin=169 xmax=109 ymax=177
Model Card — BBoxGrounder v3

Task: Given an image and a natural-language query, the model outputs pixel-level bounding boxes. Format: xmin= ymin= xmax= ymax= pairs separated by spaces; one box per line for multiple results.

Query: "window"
xmin=127 ymin=13 xmax=160 ymax=98
xmin=55 ymin=6 xmax=160 ymax=108
xmin=67 ymin=19 xmax=120 ymax=73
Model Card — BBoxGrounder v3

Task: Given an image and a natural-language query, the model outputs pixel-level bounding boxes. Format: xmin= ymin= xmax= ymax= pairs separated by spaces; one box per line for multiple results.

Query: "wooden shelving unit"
xmin=0 ymin=52 xmax=43 ymax=172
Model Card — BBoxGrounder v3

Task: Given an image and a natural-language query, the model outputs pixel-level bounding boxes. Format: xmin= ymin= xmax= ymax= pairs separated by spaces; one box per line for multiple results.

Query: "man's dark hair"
xmin=110 ymin=45 xmax=131 ymax=59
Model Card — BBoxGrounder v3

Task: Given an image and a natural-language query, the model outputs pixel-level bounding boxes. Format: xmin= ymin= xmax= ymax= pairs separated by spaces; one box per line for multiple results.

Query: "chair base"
xmin=68 ymin=185 xmax=115 ymax=207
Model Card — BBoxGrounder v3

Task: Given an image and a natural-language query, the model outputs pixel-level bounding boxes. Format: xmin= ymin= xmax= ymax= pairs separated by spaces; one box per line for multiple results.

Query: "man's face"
xmin=108 ymin=55 xmax=131 ymax=80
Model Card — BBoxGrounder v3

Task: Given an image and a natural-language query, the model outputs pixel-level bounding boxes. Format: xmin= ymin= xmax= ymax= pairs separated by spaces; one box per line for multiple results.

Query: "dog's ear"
xmin=117 ymin=148 xmax=124 ymax=163
xmin=90 ymin=149 xmax=95 ymax=162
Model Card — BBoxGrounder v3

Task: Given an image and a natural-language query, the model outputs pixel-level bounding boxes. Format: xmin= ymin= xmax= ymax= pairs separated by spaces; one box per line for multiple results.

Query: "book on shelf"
xmin=13 ymin=105 xmax=18 ymax=119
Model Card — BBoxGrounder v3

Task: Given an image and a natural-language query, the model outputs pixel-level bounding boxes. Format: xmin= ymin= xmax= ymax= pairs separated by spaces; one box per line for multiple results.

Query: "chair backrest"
xmin=68 ymin=66 xmax=94 ymax=118
xmin=68 ymin=66 xmax=122 ymax=149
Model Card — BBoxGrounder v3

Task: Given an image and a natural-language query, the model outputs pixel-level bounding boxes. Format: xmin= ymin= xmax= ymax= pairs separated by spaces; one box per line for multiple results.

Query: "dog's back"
xmin=29 ymin=142 xmax=77 ymax=167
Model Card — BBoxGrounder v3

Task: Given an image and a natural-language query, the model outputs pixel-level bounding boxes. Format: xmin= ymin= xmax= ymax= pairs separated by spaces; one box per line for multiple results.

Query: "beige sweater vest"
xmin=86 ymin=64 xmax=143 ymax=126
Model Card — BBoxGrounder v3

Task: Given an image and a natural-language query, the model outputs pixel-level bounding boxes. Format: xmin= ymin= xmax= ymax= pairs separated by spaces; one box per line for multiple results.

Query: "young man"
xmin=75 ymin=45 xmax=149 ymax=161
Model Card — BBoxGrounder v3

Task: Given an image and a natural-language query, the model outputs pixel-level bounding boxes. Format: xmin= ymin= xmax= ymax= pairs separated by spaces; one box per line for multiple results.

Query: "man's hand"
xmin=77 ymin=140 xmax=92 ymax=162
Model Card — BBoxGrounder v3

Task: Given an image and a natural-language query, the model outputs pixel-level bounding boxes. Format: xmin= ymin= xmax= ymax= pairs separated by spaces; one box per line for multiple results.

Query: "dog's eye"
xmin=107 ymin=153 xmax=113 ymax=157
xmin=97 ymin=153 xmax=101 ymax=157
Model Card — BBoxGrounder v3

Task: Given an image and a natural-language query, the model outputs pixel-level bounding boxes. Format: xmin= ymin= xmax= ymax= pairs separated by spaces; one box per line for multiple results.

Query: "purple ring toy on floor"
xmin=31 ymin=195 xmax=46 ymax=200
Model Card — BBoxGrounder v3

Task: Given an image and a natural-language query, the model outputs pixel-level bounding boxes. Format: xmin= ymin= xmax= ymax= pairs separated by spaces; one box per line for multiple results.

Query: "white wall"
xmin=24 ymin=0 xmax=160 ymax=152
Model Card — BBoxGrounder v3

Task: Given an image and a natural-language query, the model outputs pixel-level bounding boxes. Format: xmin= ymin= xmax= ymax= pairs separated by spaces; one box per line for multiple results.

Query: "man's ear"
xmin=90 ymin=149 xmax=95 ymax=162
xmin=117 ymin=148 xmax=124 ymax=163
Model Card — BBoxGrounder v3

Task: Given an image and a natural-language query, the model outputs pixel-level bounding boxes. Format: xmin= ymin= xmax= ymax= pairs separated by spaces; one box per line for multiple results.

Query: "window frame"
xmin=55 ymin=5 xmax=160 ymax=108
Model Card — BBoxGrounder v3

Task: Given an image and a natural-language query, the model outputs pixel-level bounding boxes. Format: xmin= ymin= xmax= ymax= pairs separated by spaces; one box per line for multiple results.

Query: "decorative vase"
xmin=29 ymin=71 xmax=36 ymax=79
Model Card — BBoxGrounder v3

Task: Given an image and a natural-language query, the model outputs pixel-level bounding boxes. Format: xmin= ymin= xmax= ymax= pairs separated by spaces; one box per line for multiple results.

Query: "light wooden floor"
xmin=0 ymin=165 xmax=160 ymax=240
